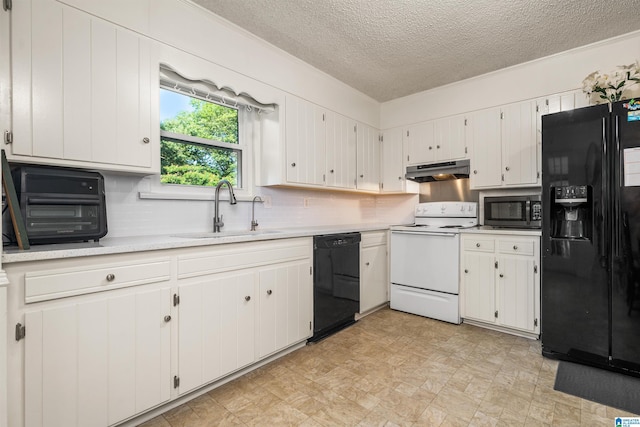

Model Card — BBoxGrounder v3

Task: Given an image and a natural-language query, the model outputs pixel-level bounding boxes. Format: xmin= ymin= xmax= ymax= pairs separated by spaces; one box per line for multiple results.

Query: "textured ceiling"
xmin=192 ymin=0 xmax=640 ymax=102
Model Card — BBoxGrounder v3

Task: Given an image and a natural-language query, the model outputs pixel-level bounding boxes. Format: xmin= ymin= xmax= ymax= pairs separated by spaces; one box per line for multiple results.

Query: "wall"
xmin=104 ymin=174 xmax=416 ymax=237
xmin=381 ymin=30 xmax=640 ymax=129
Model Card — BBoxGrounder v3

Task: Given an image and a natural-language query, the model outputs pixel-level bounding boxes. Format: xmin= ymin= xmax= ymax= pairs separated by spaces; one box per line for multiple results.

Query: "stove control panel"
xmin=415 ymin=202 xmax=478 ymax=218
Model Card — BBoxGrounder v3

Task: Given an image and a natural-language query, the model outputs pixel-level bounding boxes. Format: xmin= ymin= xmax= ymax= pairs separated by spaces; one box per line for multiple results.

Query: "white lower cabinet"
xmin=24 ymin=286 xmax=171 ymax=427
xmin=8 ymin=237 xmax=313 ymax=427
xmin=359 ymin=231 xmax=389 ymax=313
xmin=461 ymin=233 xmax=540 ymax=337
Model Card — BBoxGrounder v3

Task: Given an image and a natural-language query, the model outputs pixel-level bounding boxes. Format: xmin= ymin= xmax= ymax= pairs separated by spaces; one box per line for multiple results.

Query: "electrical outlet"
xmin=263 ymin=196 xmax=272 ymax=208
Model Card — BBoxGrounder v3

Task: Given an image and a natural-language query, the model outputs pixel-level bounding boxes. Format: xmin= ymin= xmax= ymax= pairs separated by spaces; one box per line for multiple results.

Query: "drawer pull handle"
xmin=106 ymin=273 xmax=115 ymax=282
xmin=513 ymin=245 xmax=518 ymax=250
xmin=476 ymin=243 xmax=480 ymax=248
xmin=267 ymin=289 xmax=272 ymax=295
xmin=245 ymin=296 xmax=251 ymax=302
xmin=164 ymin=315 xmax=171 ymax=322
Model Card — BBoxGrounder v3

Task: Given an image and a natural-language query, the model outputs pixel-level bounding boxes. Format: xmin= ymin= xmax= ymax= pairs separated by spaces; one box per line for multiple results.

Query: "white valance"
xmin=159 ymin=65 xmax=276 ymax=114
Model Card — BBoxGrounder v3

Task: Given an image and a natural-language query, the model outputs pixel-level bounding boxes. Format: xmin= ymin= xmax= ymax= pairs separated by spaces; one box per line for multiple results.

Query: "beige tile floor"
xmin=139 ymin=308 xmax=638 ymax=426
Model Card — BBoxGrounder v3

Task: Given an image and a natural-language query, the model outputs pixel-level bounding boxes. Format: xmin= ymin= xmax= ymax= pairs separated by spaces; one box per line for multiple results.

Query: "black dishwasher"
xmin=310 ymin=232 xmax=361 ymax=342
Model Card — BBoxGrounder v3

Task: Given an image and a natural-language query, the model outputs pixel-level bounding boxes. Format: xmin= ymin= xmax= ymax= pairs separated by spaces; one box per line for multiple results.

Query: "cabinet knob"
xmin=245 ymin=296 xmax=251 ymax=302
xmin=266 ymin=289 xmax=272 ymax=295
xmin=505 ymin=166 xmax=510 ymax=171
xmin=360 ymin=174 xmax=364 ymax=178
xmin=330 ymin=169 xmax=334 ymax=173
xmin=513 ymin=245 xmax=518 ymax=250
xmin=164 ymin=315 xmax=172 ymax=322
xmin=365 ymin=262 xmax=370 ymax=266
xmin=142 ymin=137 xmax=150 ymax=144
xmin=464 ymin=269 xmax=469 ymax=273
xmin=473 ymin=170 xmax=478 ymax=174
xmin=436 ymin=145 xmax=440 ymax=149
xmin=499 ymin=274 xmax=504 ymax=278
xmin=106 ymin=273 xmax=115 ymax=282
xmin=428 ymin=146 xmax=433 ymax=150
xmin=476 ymin=243 xmax=480 ymax=247
xmin=398 ymin=176 xmax=402 ymax=180
xmin=291 ymin=162 xmax=296 ymax=167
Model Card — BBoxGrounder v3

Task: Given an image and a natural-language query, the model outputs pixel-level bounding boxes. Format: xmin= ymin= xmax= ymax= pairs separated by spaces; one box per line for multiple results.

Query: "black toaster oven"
xmin=11 ymin=165 xmax=108 ymax=244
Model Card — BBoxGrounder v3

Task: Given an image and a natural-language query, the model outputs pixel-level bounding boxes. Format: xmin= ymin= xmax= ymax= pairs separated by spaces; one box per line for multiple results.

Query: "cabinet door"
xmin=178 ymin=271 xmax=256 ymax=395
xmin=468 ymin=108 xmax=502 ymax=189
xmin=461 ymin=251 xmax=496 ymax=324
xmin=380 ymin=128 xmax=405 ymax=193
xmin=360 ymin=245 xmax=388 ymax=313
xmin=257 ymin=260 xmax=313 ymax=358
xmin=285 ymin=95 xmax=326 ymax=185
xmin=501 ymin=101 xmax=537 ymax=186
xmin=356 ymin=122 xmax=380 ymax=191
xmin=11 ymin=0 xmax=153 ymax=171
xmin=497 ymin=256 xmax=536 ymax=332
xmin=326 ymin=111 xmax=357 ymax=189
xmin=24 ymin=287 xmax=171 ymax=427
xmin=406 ymin=121 xmax=435 ymax=165
xmin=434 ymin=114 xmax=466 ymax=161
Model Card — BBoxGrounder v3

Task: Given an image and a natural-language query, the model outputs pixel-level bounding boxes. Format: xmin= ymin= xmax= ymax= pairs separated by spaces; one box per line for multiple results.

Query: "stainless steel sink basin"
xmin=172 ymin=230 xmax=282 ymax=239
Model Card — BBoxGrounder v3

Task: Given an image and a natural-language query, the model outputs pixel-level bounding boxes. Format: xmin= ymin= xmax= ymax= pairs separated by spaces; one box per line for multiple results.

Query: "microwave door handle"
xmin=525 ymin=200 xmax=531 ymax=225
xmin=26 ymin=197 xmax=100 ymax=205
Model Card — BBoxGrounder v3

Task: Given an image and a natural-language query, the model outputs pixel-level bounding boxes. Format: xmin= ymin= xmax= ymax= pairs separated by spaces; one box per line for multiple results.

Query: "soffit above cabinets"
xmin=191 ymin=0 xmax=640 ymax=102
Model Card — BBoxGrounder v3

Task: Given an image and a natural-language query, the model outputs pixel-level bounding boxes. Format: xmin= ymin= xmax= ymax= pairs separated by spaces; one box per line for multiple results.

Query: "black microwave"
xmin=11 ymin=165 xmax=108 ymax=244
xmin=484 ymin=195 xmax=542 ymax=228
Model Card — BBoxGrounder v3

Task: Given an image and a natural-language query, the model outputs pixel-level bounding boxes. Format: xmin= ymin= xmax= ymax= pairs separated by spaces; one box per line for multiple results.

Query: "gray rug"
xmin=554 ymin=361 xmax=640 ymax=415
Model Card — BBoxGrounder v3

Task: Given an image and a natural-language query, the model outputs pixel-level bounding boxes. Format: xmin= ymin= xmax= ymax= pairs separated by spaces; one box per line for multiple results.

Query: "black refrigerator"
xmin=541 ymin=100 xmax=640 ymax=375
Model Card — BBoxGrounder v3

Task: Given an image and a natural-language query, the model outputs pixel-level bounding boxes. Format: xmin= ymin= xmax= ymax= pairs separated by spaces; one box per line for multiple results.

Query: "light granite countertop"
xmin=2 ymin=224 xmax=391 ymax=264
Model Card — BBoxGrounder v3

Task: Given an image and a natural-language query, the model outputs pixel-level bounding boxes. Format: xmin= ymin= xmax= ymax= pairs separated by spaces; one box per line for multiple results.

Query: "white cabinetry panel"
xmin=501 ymin=101 xmax=537 ymax=186
xmin=285 ymin=94 xmax=326 ymax=185
xmin=326 ymin=112 xmax=357 ymax=189
xmin=380 ymin=128 xmax=405 ymax=193
xmin=356 ymin=122 xmax=380 ymax=191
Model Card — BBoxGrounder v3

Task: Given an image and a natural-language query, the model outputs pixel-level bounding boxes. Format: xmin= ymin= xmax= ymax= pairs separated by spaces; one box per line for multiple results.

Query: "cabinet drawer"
xmin=463 ymin=238 xmax=495 ymax=252
xmin=497 ymin=240 xmax=535 ymax=256
xmin=25 ymin=259 xmax=171 ymax=303
xmin=361 ymin=231 xmax=387 ymax=248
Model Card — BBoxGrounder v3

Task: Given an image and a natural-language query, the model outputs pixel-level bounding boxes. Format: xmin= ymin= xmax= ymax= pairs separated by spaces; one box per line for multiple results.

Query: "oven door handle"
xmin=26 ymin=197 xmax=100 ymax=205
xmin=391 ymin=231 xmax=457 ymax=237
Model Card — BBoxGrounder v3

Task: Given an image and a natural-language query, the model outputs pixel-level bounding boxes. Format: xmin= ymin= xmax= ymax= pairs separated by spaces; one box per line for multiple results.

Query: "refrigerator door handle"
xmin=614 ymin=114 xmax=622 ymax=258
xmin=599 ymin=117 xmax=608 ymax=265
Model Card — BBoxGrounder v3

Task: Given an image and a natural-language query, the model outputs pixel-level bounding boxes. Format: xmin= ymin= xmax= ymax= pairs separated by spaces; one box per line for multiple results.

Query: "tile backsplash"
xmin=103 ymin=174 xmax=417 ymax=238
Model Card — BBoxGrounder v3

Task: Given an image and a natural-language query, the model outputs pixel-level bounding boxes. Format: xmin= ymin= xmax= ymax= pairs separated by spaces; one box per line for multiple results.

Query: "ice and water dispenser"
xmin=550 ymin=185 xmax=592 ymax=240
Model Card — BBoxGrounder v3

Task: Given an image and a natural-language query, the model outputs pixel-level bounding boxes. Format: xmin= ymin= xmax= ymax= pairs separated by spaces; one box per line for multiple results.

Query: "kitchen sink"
xmin=172 ymin=230 xmax=283 ymax=239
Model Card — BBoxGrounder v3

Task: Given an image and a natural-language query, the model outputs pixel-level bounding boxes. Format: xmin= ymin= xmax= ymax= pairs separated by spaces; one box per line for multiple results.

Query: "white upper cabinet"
xmin=325 ymin=111 xmax=357 ymax=189
xmin=11 ymin=0 xmax=157 ymax=173
xmin=469 ymin=100 xmax=538 ymax=189
xmin=380 ymin=128 xmax=405 ymax=193
xmin=56 ymin=0 xmax=151 ymax=34
xmin=406 ymin=114 xmax=467 ymax=166
xmin=285 ymin=94 xmax=327 ymax=186
xmin=356 ymin=122 xmax=381 ymax=192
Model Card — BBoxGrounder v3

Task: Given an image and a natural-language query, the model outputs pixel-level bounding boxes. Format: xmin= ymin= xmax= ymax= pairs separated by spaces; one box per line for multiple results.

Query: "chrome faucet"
xmin=251 ymin=196 xmax=263 ymax=231
xmin=213 ymin=180 xmax=237 ymax=232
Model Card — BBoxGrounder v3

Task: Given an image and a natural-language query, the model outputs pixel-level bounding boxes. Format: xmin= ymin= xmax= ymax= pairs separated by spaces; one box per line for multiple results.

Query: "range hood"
xmin=405 ymin=159 xmax=470 ymax=183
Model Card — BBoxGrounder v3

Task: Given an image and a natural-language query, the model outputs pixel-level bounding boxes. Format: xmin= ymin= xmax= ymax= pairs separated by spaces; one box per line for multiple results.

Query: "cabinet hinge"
xmin=15 ymin=323 xmax=25 ymax=341
xmin=501 ymin=174 xmax=505 ymax=182
xmin=534 ymin=318 xmax=538 ymax=327
xmin=380 ymin=134 xmax=384 ymax=142
xmin=407 ymin=155 xmax=410 ymax=162
xmin=380 ymin=182 xmax=384 ymax=190
xmin=464 ymin=119 xmax=468 ymax=126
xmin=500 ymin=112 xmax=504 ymax=120
xmin=537 ymin=171 xmax=540 ymax=178
xmin=322 ymin=113 xmax=325 ymax=122
xmin=545 ymin=99 xmax=549 ymax=106
xmin=354 ymin=125 xmax=357 ymax=133
xmin=4 ymin=130 xmax=12 ymax=144
xmin=465 ymin=147 xmax=468 ymax=154
xmin=494 ymin=261 xmax=498 ymax=269
xmin=494 ymin=310 xmax=498 ymax=318
xmin=2 ymin=0 xmax=11 ymax=11
xmin=535 ymin=105 xmax=539 ymax=112
xmin=173 ymin=293 xmax=180 ymax=306
xmin=323 ymin=174 xmax=326 ymax=182
xmin=310 ymin=266 xmax=312 ymax=275
xmin=309 ymin=321 xmax=312 ymax=331
xmin=406 ymin=130 xmax=409 ymax=137
xmin=534 ymin=265 xmax=538 ymax=274
xmin=173 ymin=376 xmax=180 ymax=389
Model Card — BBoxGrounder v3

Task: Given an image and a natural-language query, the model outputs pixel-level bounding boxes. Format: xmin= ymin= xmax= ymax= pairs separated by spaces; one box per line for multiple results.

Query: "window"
xmin=156 ymin=65 xmax=275 ymax=195
xmin=160 ymin=88 xmax=242 ymax=187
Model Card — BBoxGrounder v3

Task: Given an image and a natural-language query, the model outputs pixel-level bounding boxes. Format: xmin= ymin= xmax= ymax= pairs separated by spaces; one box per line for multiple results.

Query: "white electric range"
xmin=389 ymin=202 xmax=478 ymax=324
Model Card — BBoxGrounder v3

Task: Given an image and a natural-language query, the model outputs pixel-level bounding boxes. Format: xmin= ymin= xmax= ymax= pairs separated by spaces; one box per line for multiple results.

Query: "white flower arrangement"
xmin=582 ymin=61 xmax=640 ymax=104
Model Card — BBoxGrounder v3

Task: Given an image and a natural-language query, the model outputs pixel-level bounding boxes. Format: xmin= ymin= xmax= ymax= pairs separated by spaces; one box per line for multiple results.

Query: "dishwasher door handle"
xmin=391 ymin=231 xmax=457 ymax=237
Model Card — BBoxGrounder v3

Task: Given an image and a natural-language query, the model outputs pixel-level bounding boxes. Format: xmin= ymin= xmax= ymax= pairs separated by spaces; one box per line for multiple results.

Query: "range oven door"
xmin=390 ymin=230 xmax=459 ymax=294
